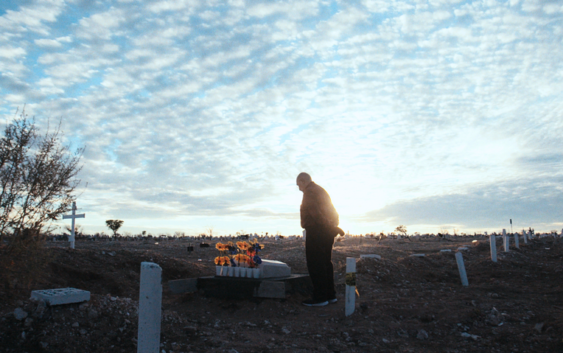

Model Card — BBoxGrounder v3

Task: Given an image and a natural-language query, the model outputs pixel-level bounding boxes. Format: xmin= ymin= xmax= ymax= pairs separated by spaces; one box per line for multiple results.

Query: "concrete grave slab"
xmin=168 ymin=278 xmax=198 ymax=294
xmin=360 ymin=254 xmax=382 ymax=260
xmin=197 ymin=274 xmax=311 ymax=299
xmin=31 ymin=288 xmax=90 ymax=305
xmin=259 ymin=259 xmax=291 ymax=278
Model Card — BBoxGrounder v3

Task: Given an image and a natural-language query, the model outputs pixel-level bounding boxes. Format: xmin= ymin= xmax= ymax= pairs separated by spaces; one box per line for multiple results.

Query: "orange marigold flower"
xmin=215 ymin=243 xmax=225 ymax=250
xmin=214 ymin=256 xmax=222 ymax=265
xmin=237 ymin=241 xmax=250 ymax=251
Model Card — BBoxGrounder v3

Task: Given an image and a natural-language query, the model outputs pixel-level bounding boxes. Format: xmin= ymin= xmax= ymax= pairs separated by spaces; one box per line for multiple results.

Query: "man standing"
xmin=297 ymin=172 xmax=342 ymax=307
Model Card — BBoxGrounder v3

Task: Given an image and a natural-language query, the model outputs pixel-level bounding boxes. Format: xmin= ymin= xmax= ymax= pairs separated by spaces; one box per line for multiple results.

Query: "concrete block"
xmin=31 ymin=288 xmax=90 ymax=305
xmin=254 ymin=280 xmax=286 ymax=299
xmin=259 ymin=259 xmax=291 ymax=278
xmin=168 ymin=278 xmax=198 ymax=294
xmin=360 ymin=254 xmax=381 ymax=260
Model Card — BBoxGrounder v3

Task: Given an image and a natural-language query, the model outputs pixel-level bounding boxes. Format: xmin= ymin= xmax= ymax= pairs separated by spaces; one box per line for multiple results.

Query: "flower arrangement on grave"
xmin=215 ymin=241 xmax=237 ymax=267
xmin=236 ymin=239 xmax=264 ymax=268
xmin=214 ymin=239 xmax=264 ymax=277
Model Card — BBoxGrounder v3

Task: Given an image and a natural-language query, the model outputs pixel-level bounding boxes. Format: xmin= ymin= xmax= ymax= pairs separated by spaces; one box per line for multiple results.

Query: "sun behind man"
xmin=297 ymin=172 xmax=344 ymax=307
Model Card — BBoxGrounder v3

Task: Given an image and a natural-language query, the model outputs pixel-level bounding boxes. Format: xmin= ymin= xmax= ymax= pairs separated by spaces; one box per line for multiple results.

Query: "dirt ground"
xmin=1 ymin=235 xmax=562 ymax=353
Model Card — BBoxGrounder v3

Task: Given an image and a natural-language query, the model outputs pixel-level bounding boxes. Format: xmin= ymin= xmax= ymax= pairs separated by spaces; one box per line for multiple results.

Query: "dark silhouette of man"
xmin=297 ymin=172 xmax=343 ymax=307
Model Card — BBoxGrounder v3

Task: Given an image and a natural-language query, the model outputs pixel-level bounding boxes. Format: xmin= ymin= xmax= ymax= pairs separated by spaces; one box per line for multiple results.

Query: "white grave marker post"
xmin=502 ymin=229 xmax=509 ymax=252
xmin=62 ymin=201 xmax=85 ymax=249
xmin=345 ymin=257 xmax=356 ymax=317
xmin=138 ymin=262 xmax=162 ymax=353
xmin=455 ymin=252 xmax=469 ymax=286
xmin=522 ymin=229 xmax=528 ymax=244
xmin=489 ymin=234 xmax=497 ymax=263
xmin=514 ymin=230 xmax=519 ymax=249
xmin=302 ymin=229 xmax=306 ymax=241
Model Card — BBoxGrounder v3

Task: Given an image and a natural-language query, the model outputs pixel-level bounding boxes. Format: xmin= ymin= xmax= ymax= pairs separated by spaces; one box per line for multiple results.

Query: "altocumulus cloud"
xmin=0 ymin=0 xmax=562 ymax=235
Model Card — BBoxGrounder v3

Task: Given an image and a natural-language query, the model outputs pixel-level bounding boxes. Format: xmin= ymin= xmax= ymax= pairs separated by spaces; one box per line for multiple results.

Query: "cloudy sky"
xmin=1 ymin=0 xmax=562 ymax=236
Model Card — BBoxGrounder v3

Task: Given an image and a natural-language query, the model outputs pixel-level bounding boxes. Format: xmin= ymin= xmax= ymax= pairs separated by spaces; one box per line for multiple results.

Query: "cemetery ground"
xmin=1 ymin=236 xmax=562 ymax=353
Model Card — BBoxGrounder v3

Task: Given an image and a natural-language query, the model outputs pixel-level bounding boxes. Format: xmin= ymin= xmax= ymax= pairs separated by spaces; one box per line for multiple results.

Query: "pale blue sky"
xmin=1 ymin=0 xmax=562 ymax=236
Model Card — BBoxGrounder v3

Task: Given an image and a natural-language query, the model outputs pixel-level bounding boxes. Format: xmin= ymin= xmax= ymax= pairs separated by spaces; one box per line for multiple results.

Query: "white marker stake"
xmin=138 ymin=262 xmax=162 ymax=353
xmin=455 ymin=252 xmax=469 ymax=286
xmin=303 ymin=229 xmax=306 ymax=241
xmin=502 ymin=229 xmax=509 ymax=252
xmin=522 ymin=229 xmax=528 ymax=244
xmin=490 ymin=235 xmax=497 ymax=263
xmin=514 ymin=231 xmax=519 ymax=249
xmin=62 ymin=201 xmax=85 ymax=249
xmin=345 ymin=257 xmax=356 ymax=317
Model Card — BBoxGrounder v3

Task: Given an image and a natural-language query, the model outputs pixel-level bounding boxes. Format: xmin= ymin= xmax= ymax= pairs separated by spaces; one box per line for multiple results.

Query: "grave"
xmin=31 ymin=288 xmax=90 ymax=305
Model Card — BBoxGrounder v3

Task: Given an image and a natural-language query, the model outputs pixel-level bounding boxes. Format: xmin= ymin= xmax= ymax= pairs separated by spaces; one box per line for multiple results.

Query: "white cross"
xmin=62 ymin=201 xmax=85 ymax=249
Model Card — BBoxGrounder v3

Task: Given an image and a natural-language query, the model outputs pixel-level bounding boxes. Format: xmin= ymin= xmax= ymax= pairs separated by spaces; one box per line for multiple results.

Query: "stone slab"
xmin=410 ymin=254 xmax=425 ymax=257
xmin=457 ymin=247 xmax=469 ymax=251
xmin=31 ymin=288 xmax=90 ymax=305
xmin=168 ymin=278 xmax=198 ymax=294
xmin=440 ymin=249 xmax=452 ymax=253
xmin=360 ymin=254 xmax=382 ymax=260
xmin=255 ymin=280 xmax=286 ymax=299
xmin=197 ymin=274 xmax=311 ymax=299
xmin=259 ymin=259 xmax=291 ymax=278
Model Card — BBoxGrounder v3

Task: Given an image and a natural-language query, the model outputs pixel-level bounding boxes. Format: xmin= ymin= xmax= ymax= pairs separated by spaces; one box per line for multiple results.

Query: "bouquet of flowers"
xmin=214 ymin=239 xmax=264 ymax=277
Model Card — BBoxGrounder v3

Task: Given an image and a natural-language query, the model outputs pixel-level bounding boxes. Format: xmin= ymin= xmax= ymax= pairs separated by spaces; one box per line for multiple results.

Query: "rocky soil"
xmin=1 ymin=235 xmax=562 ymax=352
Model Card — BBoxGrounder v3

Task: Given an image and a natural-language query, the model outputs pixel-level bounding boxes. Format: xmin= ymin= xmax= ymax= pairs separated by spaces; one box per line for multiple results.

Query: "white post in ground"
xmin=62 ymin=201 xmax=85 ymax=249
xmin=138 ymin=262 xmax=162 ymax=353
xmin=514 ymin=230 xmax=519 ymax=249
xmin=455 ymin=252 xmax=469 ymax=286
xmin=345 ymin=257 xmax=356 ymax=317
xmin=502 ymin=229 xmax=509 ymax=252
xmin=522 ymin=229 xmax=528 ymax=244
xmin=489 ymin=234 xmax=497 ymax=263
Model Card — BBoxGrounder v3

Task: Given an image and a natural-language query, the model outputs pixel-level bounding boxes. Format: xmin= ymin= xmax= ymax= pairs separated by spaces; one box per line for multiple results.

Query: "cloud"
xmin=1 ymin=0 xmax=562 ymax=234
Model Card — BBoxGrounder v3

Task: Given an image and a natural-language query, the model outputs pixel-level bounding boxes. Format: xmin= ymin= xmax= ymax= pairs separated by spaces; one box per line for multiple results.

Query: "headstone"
xmin=522 ymin=230 xmax=528 ymax=244
xmin=302 ymin=229 xmax=306 ymax=241
xmin=360 ymin=254 xmax=381 ymax=260
xmin=502 ymin=229 xmax=509 ymax=252
xmin=258 ymin=259 xmax=291 ymax=278
xmin=490 ymin=235 xmax=497 ymax=262
xmin=138 ymin=262 xmax=162 ymax=353
xmin=345 ymin=257 xmax=356 ymax=317
xmin=31 ymin=288 xmax=90 ymax=305
xmin=514 ymin=231 xmax=519 ymax=249
xmin=62 ymin=201 xmax=85 ymax=249
xmin=455 ymin=252 xmax=469 ymax=286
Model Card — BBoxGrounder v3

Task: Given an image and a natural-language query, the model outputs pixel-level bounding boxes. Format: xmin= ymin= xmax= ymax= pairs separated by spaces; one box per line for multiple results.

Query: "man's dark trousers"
xmin=305 ymin=226 xmax=336 ymax=302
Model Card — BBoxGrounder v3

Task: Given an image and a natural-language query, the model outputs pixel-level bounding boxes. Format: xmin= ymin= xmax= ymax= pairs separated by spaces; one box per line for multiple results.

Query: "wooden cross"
xmin=62 ymin=201 xmax=85 ymax=249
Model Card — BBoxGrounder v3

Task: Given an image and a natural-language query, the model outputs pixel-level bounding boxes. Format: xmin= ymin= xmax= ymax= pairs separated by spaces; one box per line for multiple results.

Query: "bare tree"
xmin=0 ymin=109 xmax=83 ymax=243
xmin=106 ymin=219 xmax=124 ymax=236
xmin=395 ymin=225 xmax=407 ymax=236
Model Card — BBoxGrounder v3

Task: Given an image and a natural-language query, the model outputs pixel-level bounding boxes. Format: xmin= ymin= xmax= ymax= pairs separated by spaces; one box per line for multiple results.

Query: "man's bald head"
xmin=296 ymin=172 xmax=312 ymax=192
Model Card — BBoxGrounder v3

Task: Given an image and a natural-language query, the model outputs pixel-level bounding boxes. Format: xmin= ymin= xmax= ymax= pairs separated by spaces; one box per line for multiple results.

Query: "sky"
xmin=1 ymin=0 xmax=562 ymax=237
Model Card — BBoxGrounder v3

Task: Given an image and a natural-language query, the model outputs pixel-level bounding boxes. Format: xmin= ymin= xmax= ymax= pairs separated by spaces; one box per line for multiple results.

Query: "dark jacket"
xmin=300 ymin=182 xmax=339 ymax=229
